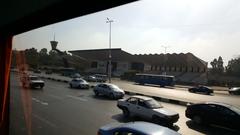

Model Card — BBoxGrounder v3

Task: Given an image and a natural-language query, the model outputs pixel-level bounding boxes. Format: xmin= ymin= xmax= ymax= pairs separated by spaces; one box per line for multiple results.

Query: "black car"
xmin=188 ymin=86 xmax=213 ymax=95
xmin=185 ymin=102 xmax=240 ymax=130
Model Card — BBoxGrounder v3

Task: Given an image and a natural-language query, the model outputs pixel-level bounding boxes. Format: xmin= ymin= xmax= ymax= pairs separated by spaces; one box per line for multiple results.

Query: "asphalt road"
xmin=30 ymin=72 xmax=240 ymax=107
xmin=10 ymin=73 xmax=239 ymax=135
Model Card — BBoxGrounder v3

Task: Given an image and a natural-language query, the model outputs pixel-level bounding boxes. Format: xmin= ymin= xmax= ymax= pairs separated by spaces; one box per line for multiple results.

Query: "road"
xmin=29 ymin=72 xmax=240 ymax=107
xmin=10 ymin=73 xmax=239 ymax=135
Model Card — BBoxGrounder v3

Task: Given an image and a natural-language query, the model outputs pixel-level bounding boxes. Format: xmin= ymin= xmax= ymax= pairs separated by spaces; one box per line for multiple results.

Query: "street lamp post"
xmin=106 ymin=18 xmax=113 ymax=83
xmin=161 ymin=45 xmax=170 ymax=75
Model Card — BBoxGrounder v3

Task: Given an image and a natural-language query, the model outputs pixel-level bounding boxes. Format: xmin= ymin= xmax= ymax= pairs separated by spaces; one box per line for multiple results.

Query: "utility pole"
xmin=161 ymin=45 xmax=170 ymax=75
xmin=106 ymin=18 xmax=113 ymax=83
xmin=161 ymin=45 xmax=170 ymax=54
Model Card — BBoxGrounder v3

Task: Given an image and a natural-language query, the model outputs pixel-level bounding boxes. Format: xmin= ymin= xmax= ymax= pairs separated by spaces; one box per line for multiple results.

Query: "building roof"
xmin=134 ymin=52 xmax=207 ymax=68
xmin=69 ymin=48 xmax=207 ymax=68
xmin=69 ymin=48 xmax=135 ymax=62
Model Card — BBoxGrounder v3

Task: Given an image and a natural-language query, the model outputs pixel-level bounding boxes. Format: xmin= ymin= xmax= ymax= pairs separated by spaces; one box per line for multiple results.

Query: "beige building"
xmin=69 ymin=48 xmax=208 ymax=84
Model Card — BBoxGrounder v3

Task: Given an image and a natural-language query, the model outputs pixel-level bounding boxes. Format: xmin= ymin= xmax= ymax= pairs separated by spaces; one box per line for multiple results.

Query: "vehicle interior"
xmin=0 ymin=0 xmax=136 ymax=134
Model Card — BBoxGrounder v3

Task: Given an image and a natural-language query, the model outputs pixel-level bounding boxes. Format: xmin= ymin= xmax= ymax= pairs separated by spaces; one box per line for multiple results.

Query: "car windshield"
xmin=77 ymin=79 xmax=86 ymax=83
xmin=145 ymin=99 xmax=163 ymax=109
xmin=109 ymin=85 xmax=121 ymax=90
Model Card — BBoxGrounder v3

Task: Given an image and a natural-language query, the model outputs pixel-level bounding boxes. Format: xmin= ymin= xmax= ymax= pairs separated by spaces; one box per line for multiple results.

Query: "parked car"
xmin=98 ymin=121 xmax=181 ymax=135
xmin=69 ymin=78 xmax=89 ymax=89
xmin=20 ymin=75 xmax=44 ymax=89
xmin=33 ymin=69 xmax=41 ymax=73
xmin=229 ymin=87 xmax=240 ymax=95
xmin=70 ymin=73 xmax=81 ymax=78
xmin=117 ymin=95 xmax=179 ymax=126
xmin=94 ymin=74 xmax=107 ymax=82
xmin=185 ymin=102 xmax=240 ymax=130
xmin=84 ymin=75 xmax=97 ymax=82
xmin=188 ymin=86 xmax=213 ymax=95
xmin=93 ymin=83 xmax=125 ymax=99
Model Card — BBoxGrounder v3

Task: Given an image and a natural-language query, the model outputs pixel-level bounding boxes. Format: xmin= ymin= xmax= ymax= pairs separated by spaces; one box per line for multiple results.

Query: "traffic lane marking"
xmin=66 ymin=95 xmax=87 ymax=102
xmin=32 ymin=114 xmax=58 ymax=128
xmin=32 ymin=97 xmax=49 ymax=106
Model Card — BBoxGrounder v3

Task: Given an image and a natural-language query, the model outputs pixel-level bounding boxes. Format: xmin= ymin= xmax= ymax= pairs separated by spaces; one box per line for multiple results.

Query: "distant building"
xmin=69 ymin=48 xmax=208 ymax=84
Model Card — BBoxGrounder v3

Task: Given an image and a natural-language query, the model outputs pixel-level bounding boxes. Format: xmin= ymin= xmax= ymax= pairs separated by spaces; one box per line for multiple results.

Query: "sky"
xmin=13 ymin=0 xmax=240 ymax=66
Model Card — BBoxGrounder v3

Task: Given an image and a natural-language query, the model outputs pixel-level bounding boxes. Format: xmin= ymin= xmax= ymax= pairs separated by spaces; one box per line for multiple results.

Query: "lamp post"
xmin=161 ymin=45 xmax=170 ymax=75
xmin=106 ymin=18 xmax=113 ymax=83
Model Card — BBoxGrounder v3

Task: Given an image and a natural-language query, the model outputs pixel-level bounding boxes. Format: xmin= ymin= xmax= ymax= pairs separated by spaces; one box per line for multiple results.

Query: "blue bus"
xmin=135 ymin=73 xmax=175 ymax=87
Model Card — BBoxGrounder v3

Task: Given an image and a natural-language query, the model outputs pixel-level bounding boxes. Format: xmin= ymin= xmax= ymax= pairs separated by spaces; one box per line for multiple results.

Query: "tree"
xmin=226 ymin=56 xmax=240 ymax=76
xmin=39 ymin=48 xmax=50 ymax=66
xmin=25 ymin=47 xmax=39 ymax=69
xmin=210 ymin=58 xmax=218 ymax=69
xmin=39 ymin=48 xmax=48 ymax=55
xmin=210 ymin=56 xmax=224 ymax=74
xmin=217 ymin=56 xmax=224 ymax=73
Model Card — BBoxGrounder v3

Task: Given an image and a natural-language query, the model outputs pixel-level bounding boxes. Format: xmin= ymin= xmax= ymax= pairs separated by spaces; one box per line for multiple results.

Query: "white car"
xmin=117 ymin=95 xmax=179 ymax=126
xmin=229 ymin=87 xmax=240 ymax=95
xmin=93 ymin=83 xmax=125 ymax=99
xmin=69 ymin=78 xmax=89 ymax=89
xmin=21 ymin=75 xmax=45 ymax=89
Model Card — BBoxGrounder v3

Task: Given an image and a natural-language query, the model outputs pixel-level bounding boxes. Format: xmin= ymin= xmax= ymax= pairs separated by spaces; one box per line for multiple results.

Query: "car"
xmin=98 ymin=121 xmax=181 ymax=135
xmin=94 ymin=74 xmax=107 ymax=82
xmin=185 ymin=102 xmax=240 ymax=130
xmin=70 ymin=73 xmax=81 ymax=78
xmin=33 ymin=69 xmax=41 ymax=73
xmin=84 ymin=75 xmax=97 ymax=82
xmin=229 ymin=87 xmax=240 ymax=95
xmin=93 ymin=83 xmax=125 ymax=99
xmin=20 ymin=75 xmax=45 ymax=89
xmin=69 ymin=78 xmax=89 ymax=89
xmin=188 ymin=86 xmax=213 ymax=95
xmin=117 ymin=95 xmax=179 ymax=126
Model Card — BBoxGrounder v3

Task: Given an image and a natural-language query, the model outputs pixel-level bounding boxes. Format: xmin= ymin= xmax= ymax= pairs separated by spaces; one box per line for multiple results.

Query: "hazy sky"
xmin=13 ymin=0 xmax=240 ymax=66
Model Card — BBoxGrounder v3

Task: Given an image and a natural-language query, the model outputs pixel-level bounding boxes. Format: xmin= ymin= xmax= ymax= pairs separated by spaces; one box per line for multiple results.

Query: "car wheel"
xmin=94 ymin=91 xmax=99 ymax=96
xmin=193 ymin=115 xmax=202 ymax=125
xmin=109 ymin=93 xmax=115 ymax=99
xmin=70 ymin=84 xmax=72 ymax=88
xmin=229 ymin=91 xmax=233 ymax=95
xmin=189 ymin=89 xmax=194 ymax=93
xmin=122 ymin=108 xmax=130 ymax=118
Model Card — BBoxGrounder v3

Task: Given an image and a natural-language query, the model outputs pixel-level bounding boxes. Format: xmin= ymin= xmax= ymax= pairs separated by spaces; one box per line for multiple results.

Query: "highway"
xmin=10 ymin=73 xmax=239 ymax=135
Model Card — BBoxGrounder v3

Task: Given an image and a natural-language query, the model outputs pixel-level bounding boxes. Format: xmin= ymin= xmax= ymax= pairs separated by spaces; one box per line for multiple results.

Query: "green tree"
xmin=210 ymin=56 xmax=224 ymax=74
xmin=226 ymin=56 xmax=240 ymax=76
xmin=39 ymin=48 xmax=48 ymax=55
xmin=25 ymin=47 xmax=39 ymax=69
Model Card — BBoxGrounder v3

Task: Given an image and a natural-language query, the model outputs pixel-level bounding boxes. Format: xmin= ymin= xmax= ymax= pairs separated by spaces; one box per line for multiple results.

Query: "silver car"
xmin=69 ymin=78 xmax=89 ymax=89
xmin=93 ymin=83 xmax=125 ymax=99
xmin=117 ymin=95 xmax=179 ymax=126
xmin=229 ymin=87 xmax=240 ymax=95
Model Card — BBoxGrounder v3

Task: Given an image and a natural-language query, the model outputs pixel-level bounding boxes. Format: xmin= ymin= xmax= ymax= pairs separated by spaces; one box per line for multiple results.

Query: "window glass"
xmin=127 ymin=98 xmax=138 ymax=104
